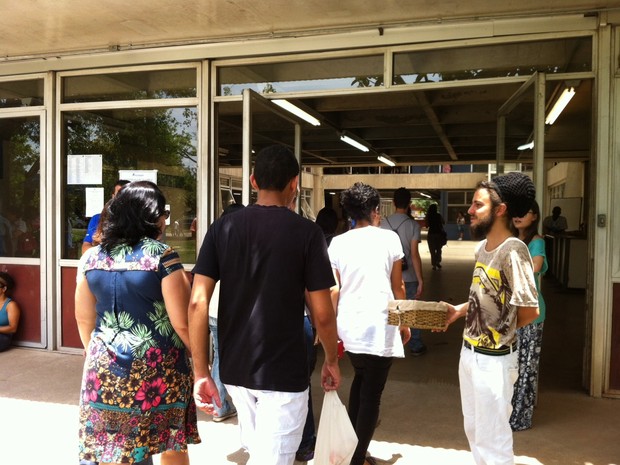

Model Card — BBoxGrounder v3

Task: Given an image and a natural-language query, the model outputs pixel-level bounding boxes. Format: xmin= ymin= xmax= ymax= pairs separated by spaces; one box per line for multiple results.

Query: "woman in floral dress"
xmin=75 ymin=181 xmax=200 ymax=465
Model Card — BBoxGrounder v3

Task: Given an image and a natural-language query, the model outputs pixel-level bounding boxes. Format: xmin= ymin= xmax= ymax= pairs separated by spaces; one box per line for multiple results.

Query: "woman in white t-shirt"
xmin=329 ymin=182 xmax=410 ymax=465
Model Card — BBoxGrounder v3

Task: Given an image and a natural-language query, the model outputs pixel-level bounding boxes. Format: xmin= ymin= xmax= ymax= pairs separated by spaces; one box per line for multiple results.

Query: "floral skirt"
xmin=78 ymin=339 xmax=200 ymax=463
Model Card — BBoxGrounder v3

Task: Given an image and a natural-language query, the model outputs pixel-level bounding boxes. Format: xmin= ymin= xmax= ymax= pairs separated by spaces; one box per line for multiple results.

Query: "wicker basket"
xmin=387 ymin=300 xmax=448 ymax=330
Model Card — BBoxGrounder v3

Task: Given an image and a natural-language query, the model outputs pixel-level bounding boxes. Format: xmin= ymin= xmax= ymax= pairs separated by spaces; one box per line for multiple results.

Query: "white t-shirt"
xmin=329 ymin=226 xmax=405 ymax=358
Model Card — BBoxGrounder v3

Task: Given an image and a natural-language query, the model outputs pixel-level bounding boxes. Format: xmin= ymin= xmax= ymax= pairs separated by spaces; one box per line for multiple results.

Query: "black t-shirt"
xmin=193 ymin=204 xmax=335 ymax=392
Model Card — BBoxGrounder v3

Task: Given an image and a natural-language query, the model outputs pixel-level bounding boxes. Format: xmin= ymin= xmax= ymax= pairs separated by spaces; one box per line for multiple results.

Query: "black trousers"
xmin=347 ymin=352 xmax=393 ymax=465
xmin=0 ymin=333 xmax=12 ymax=352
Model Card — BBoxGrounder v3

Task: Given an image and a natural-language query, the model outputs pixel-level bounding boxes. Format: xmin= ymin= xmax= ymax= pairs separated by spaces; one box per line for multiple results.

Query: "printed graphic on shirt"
xmin=465 ymin=262 xmax=513 ymax=349
xmin=464 ymin=238 xmax=538 ymax=349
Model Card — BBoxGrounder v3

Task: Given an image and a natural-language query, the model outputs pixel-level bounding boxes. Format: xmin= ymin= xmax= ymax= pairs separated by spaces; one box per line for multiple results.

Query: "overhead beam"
xmin=413 ymin=91 xmax=459 ymax=161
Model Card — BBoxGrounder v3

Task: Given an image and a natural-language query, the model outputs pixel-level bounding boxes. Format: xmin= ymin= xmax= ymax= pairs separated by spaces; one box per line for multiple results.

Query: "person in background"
xmin=189 ymin=218 xmax=197 ymax=239
xmin=381 ymin=187 xmax=426 ymax=356
xmin=426 ymin=204 xmax=446 ymax=270
xmin=542 ymin=206 xmax=568 ymax=235
xmin=510 ymin=199 xmax=548 ymax=431
xmin=329 ymin=182 xmax=410 ymax=465
xmin=208 ymin=203 xmax=245 ymax=424
xmin=456 ymin=211 xmax=466 ymax=241
xmin=75 ymin=181 xmax=200 ymax=465
xmin=443 ymin=172 xmax=539 ymax=465
xmin=295 ymin=206 xmax=339 ymax=463
xmin=189 ymin=145 xmax=340 ymax=465
xmin=0 ymin=210 xmax=14 ymax=256
xmin=81 ymin=179 xmax=129 ymax=254
xmin=0 ymin=271 xmax=21 ymax=352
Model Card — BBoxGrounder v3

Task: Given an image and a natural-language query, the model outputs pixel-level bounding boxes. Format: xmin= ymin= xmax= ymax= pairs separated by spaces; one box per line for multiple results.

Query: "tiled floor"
xmin=1 ymin=240 xmax=619 ymax=464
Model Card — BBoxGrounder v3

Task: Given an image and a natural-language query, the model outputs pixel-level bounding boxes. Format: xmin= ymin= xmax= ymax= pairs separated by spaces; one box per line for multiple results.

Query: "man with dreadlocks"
xmin=443 ymin=172 xmax=539 ymax=465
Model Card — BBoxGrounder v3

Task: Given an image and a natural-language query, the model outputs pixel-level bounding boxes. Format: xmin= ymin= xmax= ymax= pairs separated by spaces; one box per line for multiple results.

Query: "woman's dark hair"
xmin=316 ymin=207 xmax=338 ymax=235
xmin=511 ymin=199 xmax=541 ymax=245
xmin=101 ymin=181 xmax=167 ymax=251
xmin=340 ymin=182 xmax=380 ymax=222
xmin=92 ymin=199 xmax=113 ymax=246
xmin=427 ymin=203 xmax=438 ymax=216
xmin=0 ymin=271 xmax=15 ymax=297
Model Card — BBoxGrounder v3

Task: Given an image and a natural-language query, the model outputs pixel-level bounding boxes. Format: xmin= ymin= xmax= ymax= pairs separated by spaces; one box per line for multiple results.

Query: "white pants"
xmin=225 ymin=384 xmax=308 ymax=465
xmin=458 ymin=346 xmax=519 ymax=465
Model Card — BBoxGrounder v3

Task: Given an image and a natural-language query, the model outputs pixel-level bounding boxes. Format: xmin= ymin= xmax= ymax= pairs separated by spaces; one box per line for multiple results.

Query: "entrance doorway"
xmin=214 ymin=72 xmax=593 ymax=393
xmin=0 ymin=110 xmax=46 ymax=348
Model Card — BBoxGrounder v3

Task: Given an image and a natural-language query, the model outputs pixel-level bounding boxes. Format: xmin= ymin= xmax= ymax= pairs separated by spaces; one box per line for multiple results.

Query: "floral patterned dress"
xmin=78 ymin=238 xmax=200 ymax=464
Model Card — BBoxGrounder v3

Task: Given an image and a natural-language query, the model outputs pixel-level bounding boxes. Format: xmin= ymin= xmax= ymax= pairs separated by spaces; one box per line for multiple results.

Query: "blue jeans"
xmin=298 ymin=315 xmax=317 ymax=452
xmin=209 ymin=316 xmax=235 ymax=416
xmin=405 ymin=281 xmax=425 ymax=351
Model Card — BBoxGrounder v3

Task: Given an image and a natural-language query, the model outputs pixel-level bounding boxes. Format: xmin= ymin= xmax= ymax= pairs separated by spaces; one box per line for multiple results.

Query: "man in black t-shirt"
xmin=189 ymin=145 xmax=341 ymax=465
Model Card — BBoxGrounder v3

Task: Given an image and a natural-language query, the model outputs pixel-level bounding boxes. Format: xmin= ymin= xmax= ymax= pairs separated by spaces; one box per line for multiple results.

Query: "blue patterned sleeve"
xmin=159 ymin=247 xmax=184 ymax=277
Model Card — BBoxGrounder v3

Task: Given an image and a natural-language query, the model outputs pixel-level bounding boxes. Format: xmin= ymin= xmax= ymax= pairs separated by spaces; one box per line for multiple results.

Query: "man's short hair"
xmin=393 ymin=187 xmax=411 ymax=209
xmin=253 ymin=145 xmax=300 ymax=191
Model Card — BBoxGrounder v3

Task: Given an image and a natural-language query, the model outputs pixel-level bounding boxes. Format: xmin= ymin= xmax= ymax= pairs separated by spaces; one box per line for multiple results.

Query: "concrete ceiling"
xmin=0 ymin=1 xmax=608 ymax=168
xmin=1 ymin=1 xmax=619 ymax=59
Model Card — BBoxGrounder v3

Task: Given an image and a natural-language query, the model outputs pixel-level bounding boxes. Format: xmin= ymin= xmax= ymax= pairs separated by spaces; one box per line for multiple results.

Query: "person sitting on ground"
xmin=0 ymin=272 xmax=21 ymax=352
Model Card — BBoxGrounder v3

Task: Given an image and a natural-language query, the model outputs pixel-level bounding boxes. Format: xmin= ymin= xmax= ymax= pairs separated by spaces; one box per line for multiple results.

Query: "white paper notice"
xmin=67 ymin=155 xmax=103 ymax=185
xmin=85 ymin=188 xmax=105 ymax=217
xmin=118 ymin=170 xmax=158 ymax=184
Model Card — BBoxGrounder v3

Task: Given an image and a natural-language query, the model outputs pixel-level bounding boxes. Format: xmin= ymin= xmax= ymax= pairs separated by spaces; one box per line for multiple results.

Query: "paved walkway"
xmin=1 ymin=240 xmax=619 ymax=464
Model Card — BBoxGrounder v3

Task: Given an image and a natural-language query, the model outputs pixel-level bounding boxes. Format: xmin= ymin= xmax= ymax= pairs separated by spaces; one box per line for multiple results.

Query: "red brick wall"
xmin=611 ymin=283 xmax=620 ymax=390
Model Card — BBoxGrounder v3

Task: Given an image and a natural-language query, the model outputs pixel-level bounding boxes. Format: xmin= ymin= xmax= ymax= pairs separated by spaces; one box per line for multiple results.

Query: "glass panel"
xmin=393 ymin=37 xmax=592 ymax=84
xmin=216 ymin=98 xmax=300 ymax=214
xmin=0 ymin=80 xmax=44 ymax=108
xmin=219 ymin=55 xmax=384 ymax=96
xmin=447 ymin=191 xmax=466 ymax=204
xmin=62 ymin=69 xmax=197 ymax=103
xmin=61 ymin=107 xmax=198 ymax=263
xmin=0 ymin=116 xmax=41 ymax=257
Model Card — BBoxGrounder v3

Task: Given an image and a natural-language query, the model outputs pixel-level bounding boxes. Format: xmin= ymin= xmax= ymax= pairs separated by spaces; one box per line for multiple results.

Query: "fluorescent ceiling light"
xmin=377 ymin=154 xmax=396 ymax=167
xmin=517 ymin=141 xmax=534 ymax=151
xmin=273 ymin=99 xmax=321 ymax=126
xmin=545 ymin=87 xmax=576 ymax=125
xmin=340 ymin=133 xmax=370 ymax=152
xmin=418 ymin=192 xmax=432 ymax=199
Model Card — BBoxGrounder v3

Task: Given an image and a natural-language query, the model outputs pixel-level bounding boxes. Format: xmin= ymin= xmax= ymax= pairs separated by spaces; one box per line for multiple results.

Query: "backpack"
xmin=386 ymin=217 xmax=411 ymax=271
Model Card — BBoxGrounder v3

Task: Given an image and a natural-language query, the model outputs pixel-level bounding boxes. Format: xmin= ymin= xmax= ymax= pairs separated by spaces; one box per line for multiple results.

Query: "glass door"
xmin=240 ymin=89 xmax=303 ymax=207
xmin=0 ymin=110 xmax=46 ymax=348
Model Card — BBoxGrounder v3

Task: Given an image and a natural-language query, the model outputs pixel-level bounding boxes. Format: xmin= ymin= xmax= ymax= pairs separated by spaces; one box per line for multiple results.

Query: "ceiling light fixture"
xmin=545 ymin=87 xmax=576 ymax=125
xmin=340 ymin=131 xmax=370 ymax=152
xmin=272 ymin=99 xmax=321 ymax=126
xmin=517 ymin=141 xmax=534 ymax=151
xmin=377 ymin=153 xmax=396 ymax=167
xmin=418 ymin=192 xmax=432 ymax=199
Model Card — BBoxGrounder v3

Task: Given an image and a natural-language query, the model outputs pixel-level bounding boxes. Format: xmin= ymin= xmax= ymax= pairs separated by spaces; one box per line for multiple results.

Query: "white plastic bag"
xmin=314 ymin=390 xmax=358 ymax=465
